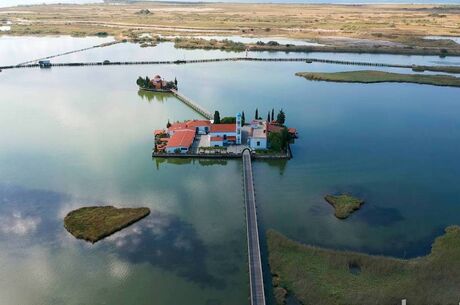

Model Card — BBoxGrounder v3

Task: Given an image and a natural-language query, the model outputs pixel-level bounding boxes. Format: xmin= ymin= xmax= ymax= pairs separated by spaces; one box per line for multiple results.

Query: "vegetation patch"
xmin=174 ymin=38 xmax=246 ymax=52
xmin=296 ymin=70 xmax=460 ymax=88
xmin=325 ymin=194 xmax=364 ymax=219
xmin=412 ymin=65 xmax=460 ymax=74
xmin=3 ymin=3 xmax=460 ymax=56
xmin=64 ymin=206 xmax=150 ymax=243
xmin=267 ymin=226 xmax=460 ymax=305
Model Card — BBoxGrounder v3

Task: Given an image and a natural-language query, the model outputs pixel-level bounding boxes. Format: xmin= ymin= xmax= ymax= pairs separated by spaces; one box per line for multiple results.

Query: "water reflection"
xmin=101 ymin=211 xmax=226 ymax=289
xmin=0 ymin=184 xmax=70 ymax=244
xmin=0 ymin=212 xmax=41 ymax=236
xmin=154 ymin=157 xmax=229 ymax=169
xmin=137 ymin=90 xmax=171 ymax=103
xmin=258 ymin=159 xmax=288 ymax=175
xmin=0 ymin=184 xmax=225 ymax=288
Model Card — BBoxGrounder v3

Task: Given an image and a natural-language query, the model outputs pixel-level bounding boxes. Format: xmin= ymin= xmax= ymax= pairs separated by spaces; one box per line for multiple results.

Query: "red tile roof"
xmin=186 ymin=120 xmax=211 ymax=128
xmin=267 ymin=124 xmax=284 ymax=133
xmin=166 ymin=130 xmax=195 ymax=149
xmin=226 ymin=136 xmax=237 ymax=141
xmin=168 ymin=122 xmax=189 ymax=132
xmin=210 ymin=136 xmax=223 ymax=141
xmin=210 ymin=124 xmax=236 ymax=133
xmin=154 ymin=129 xmax=166 ymax=136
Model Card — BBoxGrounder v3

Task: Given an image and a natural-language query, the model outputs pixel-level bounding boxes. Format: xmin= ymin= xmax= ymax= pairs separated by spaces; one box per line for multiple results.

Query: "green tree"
xmin=255 ymin=108 xmax=259 ymax=120
xmin=267 ymin=111 xmax=271 ymax=122
xmin=166 ymin=120 xmax=171 ymax=128
xmin=145 ymin=76 xmax=152 ymax=88
xmin=241 ymin=111 xmax=246 ymax=125
xmin=136 ymin=76 xmax=144 ymax=87
xmin=214 ymin=111 xmax=221 ymax=124
xmin=277 ymin=109 xmax=286 ymax=125
xmin=268 ymin=127 xmax=290 ymax=152
xmin=221 ymin=117 xmax=236 ymax=124
xmin=268 ymin=132 xmax=283 ymax=152
xmin=271 ymin=108 xmax=275 ymax=121
xmin=174 ymin=77 xmax=178 ymax=87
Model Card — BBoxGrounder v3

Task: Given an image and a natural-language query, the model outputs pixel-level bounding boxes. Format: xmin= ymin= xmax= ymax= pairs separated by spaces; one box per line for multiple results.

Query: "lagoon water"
xmin=1 ymin=36 xmax=460 ymax=305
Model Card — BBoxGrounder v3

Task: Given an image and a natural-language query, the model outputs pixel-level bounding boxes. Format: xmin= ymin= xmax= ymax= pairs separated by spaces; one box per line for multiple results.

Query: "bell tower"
xmin=236 ymin=112 xmax=242 ymax=145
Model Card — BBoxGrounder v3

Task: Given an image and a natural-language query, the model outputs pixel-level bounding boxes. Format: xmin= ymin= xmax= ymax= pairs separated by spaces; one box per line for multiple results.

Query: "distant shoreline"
xmin=1 ymin=2 xmax=459 ymax=58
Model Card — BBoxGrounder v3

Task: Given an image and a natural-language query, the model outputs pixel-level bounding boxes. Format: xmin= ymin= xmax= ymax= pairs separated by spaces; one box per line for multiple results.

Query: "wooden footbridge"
xmin=242 ymin=150 xmax=266 ymax=305
xmin=15 ymin=41 xmax=121 ymax=67
xmin=1 ymin=56 xmax=422 ymax=71
xmin=170 ymin=89 xmax=213 ymax=120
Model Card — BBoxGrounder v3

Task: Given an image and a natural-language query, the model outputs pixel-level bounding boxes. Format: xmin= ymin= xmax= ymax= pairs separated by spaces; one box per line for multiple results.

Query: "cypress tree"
xmin=271 ymin=108 xmax=275 ymax=122
xmin=255 ymin=108 xmax=259 ymax=120
xmin=277 ymin=109 xmax=286 ymax=125
xmin=267 ymin=111 xmax=271 ymax=122
xmin=242 ymin=111 xmax=246 ymax=125
xmin=214 ymin=111 xmax=221 ymax=124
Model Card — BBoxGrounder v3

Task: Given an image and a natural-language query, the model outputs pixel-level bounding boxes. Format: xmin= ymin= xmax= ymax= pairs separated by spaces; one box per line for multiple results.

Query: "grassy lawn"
xmin=296 ymin=70 xmax=460 ymax=87
xmin=324 ymin=194 xmax=364 ymax=219
xmin=64 ymin=206 xmax=150 ymax=243
xmin=267 ymin=227 xmax=460 ymax=305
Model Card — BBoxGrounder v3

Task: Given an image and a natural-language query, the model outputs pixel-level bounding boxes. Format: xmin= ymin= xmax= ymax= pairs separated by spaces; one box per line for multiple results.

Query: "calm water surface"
xmin=1 ymin=36 xmax=460 ymax=305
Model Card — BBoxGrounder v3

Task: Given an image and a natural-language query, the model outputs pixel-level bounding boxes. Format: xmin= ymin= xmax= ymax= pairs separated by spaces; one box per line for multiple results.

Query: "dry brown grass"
xmin=1 ymin=2 xmax=460 ymax=51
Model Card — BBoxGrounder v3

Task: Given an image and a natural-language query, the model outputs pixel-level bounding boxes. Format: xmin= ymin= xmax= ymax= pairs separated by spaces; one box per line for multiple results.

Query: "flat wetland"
xmin=1 ymin=32 xmax=460 ymax=305
xmin=1 ymin=2 xmax=460 ymax=56
xmin=268 ymin=226 xmax=460 ymax=305
xmin=297 ymin=70 xmax=460 ymax=87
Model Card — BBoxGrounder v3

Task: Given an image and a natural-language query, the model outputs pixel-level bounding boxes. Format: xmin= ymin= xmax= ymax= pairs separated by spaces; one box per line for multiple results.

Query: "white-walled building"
xmin=248 ymin=120 xmax=268 ymax=149
xmin=209 ymin=123 xmax=237 ymax=144
xmin=165 ymin=129 xmax=196 ymax=153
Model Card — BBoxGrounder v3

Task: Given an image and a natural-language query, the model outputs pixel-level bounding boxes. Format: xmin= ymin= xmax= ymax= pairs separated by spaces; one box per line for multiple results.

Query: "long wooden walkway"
xmin=242 ymin=150 xmax=266 ymax=305
xmin=170 ymin=89 xmax=213 ymax=120
xmin=15 ymin=41 xmax=121 ymax=67
xmin=1 ymin=57 xmax=418 ymax=71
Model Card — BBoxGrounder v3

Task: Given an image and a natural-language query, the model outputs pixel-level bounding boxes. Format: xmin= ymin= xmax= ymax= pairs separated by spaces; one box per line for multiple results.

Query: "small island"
xmin=296 ymin=70 xmax=460 ymax=88
xmin=64 ymin=206 xmax=150 ymax=243
xmin=136 ymin=74 xmax=177 ymax=92
xmin=325 ymin=194 xmax=364 ymax=219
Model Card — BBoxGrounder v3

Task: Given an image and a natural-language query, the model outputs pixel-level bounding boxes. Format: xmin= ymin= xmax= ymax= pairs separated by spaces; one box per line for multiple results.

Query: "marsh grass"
xmin=268 ymin=226 xmax=460 ymax=305
xmin=324 ymin=194 xmax=364 ymax=219
xmin=297 ymin=70 xmax=460 ymax=88
xmin=64 ymin=206 xmax=150 ymax=243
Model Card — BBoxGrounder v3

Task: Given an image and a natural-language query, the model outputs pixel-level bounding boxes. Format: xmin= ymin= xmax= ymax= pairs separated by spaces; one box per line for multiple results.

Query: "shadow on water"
xmin=137 ymin=90 xmax=171 ymax=103
xmin=100 ymin=211 xmax=226 ymax=289
xmin=354 ymin=205 xmax=405 ymax=227
xmin=0 ymin=184 xmax=225 ymax=289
